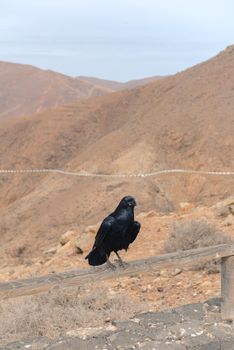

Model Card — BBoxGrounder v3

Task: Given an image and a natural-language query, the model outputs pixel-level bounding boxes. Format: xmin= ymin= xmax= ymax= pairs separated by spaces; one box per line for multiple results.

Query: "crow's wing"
xmin=93 ymin=215 xmax=115 ymax=249
xmin=128 ymin=221 xmax=141 ymax=244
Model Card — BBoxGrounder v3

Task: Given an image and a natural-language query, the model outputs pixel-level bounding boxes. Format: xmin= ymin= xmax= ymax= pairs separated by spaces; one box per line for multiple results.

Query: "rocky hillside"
xmin=0 ymin=61 xmax=163 ymax=119
xmin=0 ymin=46 xmax=233 ymax=262
xmin=0 ymin=61 xmax=113 ymax=118
xmin=0 ymin=198 xmax=234 ymax=348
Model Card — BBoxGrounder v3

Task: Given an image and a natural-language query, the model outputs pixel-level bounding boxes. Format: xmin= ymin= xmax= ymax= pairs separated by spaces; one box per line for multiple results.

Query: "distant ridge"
xmin=77 ymin=75 xmax=164 ymax=91
xmin=0 ymin=60 xmax=163 ymax=118
xmin=0 ymin=61 xmax=115 ymax=118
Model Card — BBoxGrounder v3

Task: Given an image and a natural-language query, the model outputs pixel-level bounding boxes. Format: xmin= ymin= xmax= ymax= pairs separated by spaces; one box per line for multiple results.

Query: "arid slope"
xmin=0 ymin=61 xmax=113 ymax=118
xmin=0 ymin=61 xmax=162 ymax=119
xmin=77 ymin=75 xmax=164 ymax=91
xmin=0 ymin=46 xmax=233 ymax=261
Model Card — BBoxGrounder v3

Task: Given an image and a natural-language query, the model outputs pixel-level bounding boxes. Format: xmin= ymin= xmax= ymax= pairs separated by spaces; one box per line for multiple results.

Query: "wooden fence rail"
xmin=1 ymin=244 xmax=234 ymax=320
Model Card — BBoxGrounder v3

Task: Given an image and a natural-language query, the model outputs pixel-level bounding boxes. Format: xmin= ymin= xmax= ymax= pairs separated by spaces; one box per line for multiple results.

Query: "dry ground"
xmin=0 ymin=199 xmax=233 ymax=347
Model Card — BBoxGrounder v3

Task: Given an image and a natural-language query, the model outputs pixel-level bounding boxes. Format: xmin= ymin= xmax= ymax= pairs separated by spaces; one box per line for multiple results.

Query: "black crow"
xmin=85 ymin=196 xmax=140 ymax=269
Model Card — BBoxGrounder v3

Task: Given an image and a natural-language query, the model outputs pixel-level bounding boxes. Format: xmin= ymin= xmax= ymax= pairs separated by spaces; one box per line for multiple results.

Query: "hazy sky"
xmin=0 ymin=0 xmax=233 ymax=81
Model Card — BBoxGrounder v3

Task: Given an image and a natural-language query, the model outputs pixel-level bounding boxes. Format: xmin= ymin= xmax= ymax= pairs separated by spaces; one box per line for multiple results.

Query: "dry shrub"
xmin=0 ymin=285 xmax=146 ymax=347
xmin=164 ymin=218 xmax=232 ymax=272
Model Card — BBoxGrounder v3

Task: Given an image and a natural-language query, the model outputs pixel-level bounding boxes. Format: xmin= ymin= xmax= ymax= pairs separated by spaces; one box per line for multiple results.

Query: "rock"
xmin=74 ymin=237 xmax=87 ymax=254
xmin=43 ymin=246 xmax=58 ymax=256
xmin=66 ymin=324 xmax=116 ymax=340
xmin=74 ymin=241 xmax=84 ymax=254
xmin=58 ymin=240 xmax=76 ymax=255
xmin=223 ymin=215 xmax=234 ymax=226
xmin=230 ymin=204 xmax=234 ymax=215
xmin=160 ymin=270 xmax=169 ymax=277
xmin=66 ymin=327 xmax=103 ymax=340
xmin=74 ymin=230 xmax=94 ymax=254
xmin=60 ymin=230 xmax=75 ymax=246
xmin=171 ymin=268 xmax=182 ymax=276
xmin=84 ymin=224 xmax=98 ymax=234
xmin=179 ymin=202 xmax=193 ymax=212
xmin=214 ymin=197 xmax=234 ymax=217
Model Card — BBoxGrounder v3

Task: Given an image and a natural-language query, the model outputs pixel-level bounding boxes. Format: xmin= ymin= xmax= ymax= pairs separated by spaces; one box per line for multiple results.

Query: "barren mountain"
xmin=77 ymin=75 xmax=163 ymax=91
xmin=0 ymin=45 xmax=233 ymax=262
xmin=0 ymin=61 xmax=113 ymax=118
xmin=0 ymin=61 xmax=162 ymax=119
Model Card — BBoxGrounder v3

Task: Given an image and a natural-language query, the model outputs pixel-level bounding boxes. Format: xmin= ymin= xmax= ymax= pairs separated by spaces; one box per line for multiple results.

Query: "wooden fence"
xmin=1 ymin=244 xmax=234 ymax=320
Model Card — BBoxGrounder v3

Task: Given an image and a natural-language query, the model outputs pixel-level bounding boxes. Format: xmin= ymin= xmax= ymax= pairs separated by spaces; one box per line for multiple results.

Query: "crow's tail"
xmin=85 ymin=248 xmax=107 ymax=266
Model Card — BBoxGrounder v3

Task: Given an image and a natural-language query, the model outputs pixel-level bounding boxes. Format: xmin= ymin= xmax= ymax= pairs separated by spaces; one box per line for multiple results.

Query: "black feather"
xmin=85 ymin=196 xmax=140 ymax=266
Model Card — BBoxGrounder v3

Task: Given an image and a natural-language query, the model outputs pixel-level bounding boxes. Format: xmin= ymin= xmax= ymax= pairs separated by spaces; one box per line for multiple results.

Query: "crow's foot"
xmin=114 ymin=251 xmax=129 ymax=269
xmin=116 ymin=260 xmax=129 ymax=269
xmin=106 ymin=258 xmax=116 ymax=270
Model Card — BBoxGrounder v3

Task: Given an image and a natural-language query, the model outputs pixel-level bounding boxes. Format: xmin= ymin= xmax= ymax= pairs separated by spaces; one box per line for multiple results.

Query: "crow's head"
xmin=120 ymin=196 xmax=137 ymax=209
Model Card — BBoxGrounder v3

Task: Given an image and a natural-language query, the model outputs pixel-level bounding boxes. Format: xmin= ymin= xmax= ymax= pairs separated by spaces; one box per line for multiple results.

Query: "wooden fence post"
xmin=221 ymin=255 xmax=234 ymax=320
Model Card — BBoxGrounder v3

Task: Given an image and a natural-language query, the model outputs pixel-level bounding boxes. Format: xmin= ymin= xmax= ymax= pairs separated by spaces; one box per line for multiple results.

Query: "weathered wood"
xmin=1 ymin=244 xmax=234 ymax=299
xmin=221 ymin=256 xmax=234 ymax=320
